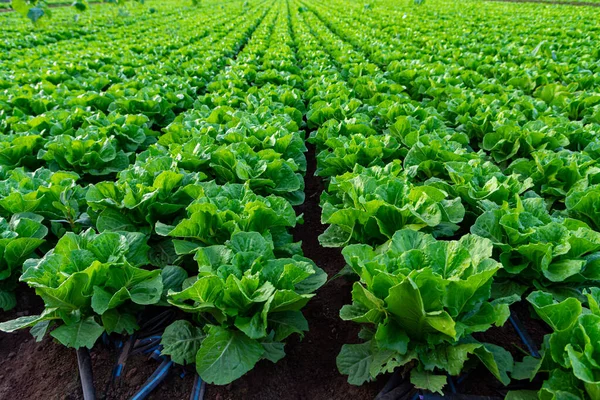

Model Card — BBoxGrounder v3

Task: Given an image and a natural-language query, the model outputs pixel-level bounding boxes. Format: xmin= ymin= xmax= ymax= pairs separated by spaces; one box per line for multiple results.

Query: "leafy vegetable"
xmin=0 ymin=213 xmax=48 ymax=311
xmin=319 ymin=162 xmax=465 ymax=247
xmin=162 ymin=232 xmax=326 ymax=384
xmin=0 ymin=229 xmax=161 ymax=348
xmin=511 ymin=290 xmax=600 ymax=399
xmin=337 ymin=229 xmax=514 ymax=391
xmin=472 ymin=196 xmax=600 ymax=289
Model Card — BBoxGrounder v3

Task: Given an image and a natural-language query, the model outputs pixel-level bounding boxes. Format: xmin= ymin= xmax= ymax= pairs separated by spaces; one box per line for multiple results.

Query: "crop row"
xmin=2 ymin=0 xmax=600 ymax=398
xmin=292 ymin=0 xmax=600 ymax=397
xmin=0 ymin=0 xmax=328 ymax=388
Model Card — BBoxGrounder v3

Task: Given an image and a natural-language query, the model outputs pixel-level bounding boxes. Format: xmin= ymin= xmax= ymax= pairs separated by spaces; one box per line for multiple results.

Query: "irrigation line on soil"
xmin=130 ymin=358 xmax=173 ymax=400
xmin=76 ymin=347 xmax=97 ymax=400
xmin=190 ymin=374 xmax=206 ymax=400
xmin=509 ymin=312 xmax=540 ymax=358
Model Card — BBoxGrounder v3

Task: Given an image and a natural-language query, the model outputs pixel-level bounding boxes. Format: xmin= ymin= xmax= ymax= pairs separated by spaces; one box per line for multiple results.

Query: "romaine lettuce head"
xmin=337 ymin=229 xmax=513 ymax=391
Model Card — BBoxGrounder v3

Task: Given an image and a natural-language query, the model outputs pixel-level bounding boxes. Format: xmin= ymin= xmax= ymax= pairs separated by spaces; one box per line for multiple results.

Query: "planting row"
xmin=292 ymin=0 xmax=600 ymax=397
xmin=0 ymin=0 xmax=327 ymax=389
xmin=3 ymin=0 xmax=600 ymax=398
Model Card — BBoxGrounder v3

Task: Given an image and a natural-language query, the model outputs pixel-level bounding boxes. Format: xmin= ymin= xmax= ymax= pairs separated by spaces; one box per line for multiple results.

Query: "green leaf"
xmin=50 ymin=317 xmax=104 ymax=349
xmin=319 ymin=224 xmax=351 ymax=247
xmin=0 ymin=289 xmax=16 ymax=311
xmin=385 ymin=279 xmax=456 ymax=339
xmin=375 ymin=318 xmax=409 ymax=353
xmin=420 ymin=343 xmax=481 ymax=376
xmin=527 ymin=291 xmax=581 ymax=331
xmin=96 ymin=209 xmax=138 ymax=232
xmin=268 ymin=311 xmax=308 ymax=341
xmin=473 ymin=343 xmax=513 ymax=385
xmin=101 ymin=309 xmax=138 ymax=335
xmin=27 ymin=7 xmax=45 ymax=24
xmin=260 ymin=334 xmax=286 ymax=363
xmin=161 ymin=320 xmax=204 ymax=365
xmin=505 ymin=390 xmax=539 ymax=400
xmin=337 ymin=342 xmax=374 ymax=385
xmin=410 ymin=370 xmax=447 ymax=395
xmin=0 ymin=313 xmax=55 ymax=332
xmin=11 ymin=0 xmax=28 ymax=16
xmin=195 ymin=326 xmax=264 ymax=385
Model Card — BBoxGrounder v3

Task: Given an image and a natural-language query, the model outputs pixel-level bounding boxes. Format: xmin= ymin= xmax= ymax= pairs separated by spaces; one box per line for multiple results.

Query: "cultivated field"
xmin=1 ymin=0 xmax=600 ymax=399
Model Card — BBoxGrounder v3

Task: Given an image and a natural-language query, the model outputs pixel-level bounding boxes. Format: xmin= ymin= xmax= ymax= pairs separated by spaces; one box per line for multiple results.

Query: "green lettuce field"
xmin=1 ymin=0 xmax=600 ymax=399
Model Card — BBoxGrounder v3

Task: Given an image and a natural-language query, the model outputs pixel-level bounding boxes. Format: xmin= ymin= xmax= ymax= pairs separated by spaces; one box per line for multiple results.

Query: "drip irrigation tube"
xmin=138 ymin=310 xmax=175 ymax=337
xmin=114 ymin=336 xmax=136 ymax=380
xmin=447 ymin=375 xmax=457 ymax=394
xmin=130 ymin=358 xmax=173 ymax=400
xmin=77 ymin=347 xmax=97 ymax=400
xmin=190 ymin=374 xmax=206 ymax=400
xmin=130 ymin=336 xmax=162 ymax=356
xmin=375 ymin=370 xmax=414 ymax=400
xmin=509 ymin=311 xmax=540 ymax=358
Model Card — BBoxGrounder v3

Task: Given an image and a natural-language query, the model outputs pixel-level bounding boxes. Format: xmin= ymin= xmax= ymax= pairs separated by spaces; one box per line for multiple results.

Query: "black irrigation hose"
xmin=77 ymin=347 xmax=97 ymax=400
xmin=509 ymin=311 xmax=540 ymax=358
xmin=130 ymin=357 xmax=174 ymax=400
xmin=138 ymin=310 xmax=176 ymax=337
xmin=190 ymin=374 xmax=206 ymax=400
xmin=100 ymin=311 xmax=202 ymax=400
xmin=375 ymin=371 xmax=414 ymax=400
xmin=130 ymin=336 xmax=162 ymax=356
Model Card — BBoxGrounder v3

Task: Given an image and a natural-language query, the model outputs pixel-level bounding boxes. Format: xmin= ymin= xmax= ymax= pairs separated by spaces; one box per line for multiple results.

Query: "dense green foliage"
xmin=2 ymin=0 xmax=600 ymax=395
xmin=291 ymin=0 xmax=600 ymax=396
xmin=0 ymin=0 xmax=322 ymax=386
xmin=337 ymin=230 xmax=514 ymax=390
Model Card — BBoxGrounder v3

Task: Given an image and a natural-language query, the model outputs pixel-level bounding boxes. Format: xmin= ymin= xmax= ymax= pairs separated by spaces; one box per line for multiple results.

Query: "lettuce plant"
xmin=85 ymin=155 xmax=206 ymax=235
xmin=0 ymin=168 xmax=88 ymax=236
xmin=336 ymin=229 xmax=513 ymax=393
xmin=427 ymin=160 xmax=533 ymax=215
xmin=315 ymin=133 xmax=404 ymax=178
xmin=0 ymin=229 xmax=162 ymax=348
xmin=508 ymin=149 xmax=600 ymax=207
xmin=472 ymin=196 xmax=600 ymax=289
xmin=319 ymin=161 xmax=465 ymax=247
xmin=510 ymin=290 xmax=600 ymax=399
xmin=156 ymin=181 xmax=301 ymax=256
xmin=161 ymin=231 xmax=326 ymax=385
xmin=0 ymin=213 xmax=48 ymax=311
xmin=566 ymin=183 xmax=600 ymax=233
xmin=481 ymin=120 xmax=570 ymax=164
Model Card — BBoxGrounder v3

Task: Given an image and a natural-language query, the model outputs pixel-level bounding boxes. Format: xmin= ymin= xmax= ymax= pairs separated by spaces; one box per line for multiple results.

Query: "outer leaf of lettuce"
xmin=195 ymin=325 xmax=264 ymax=385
